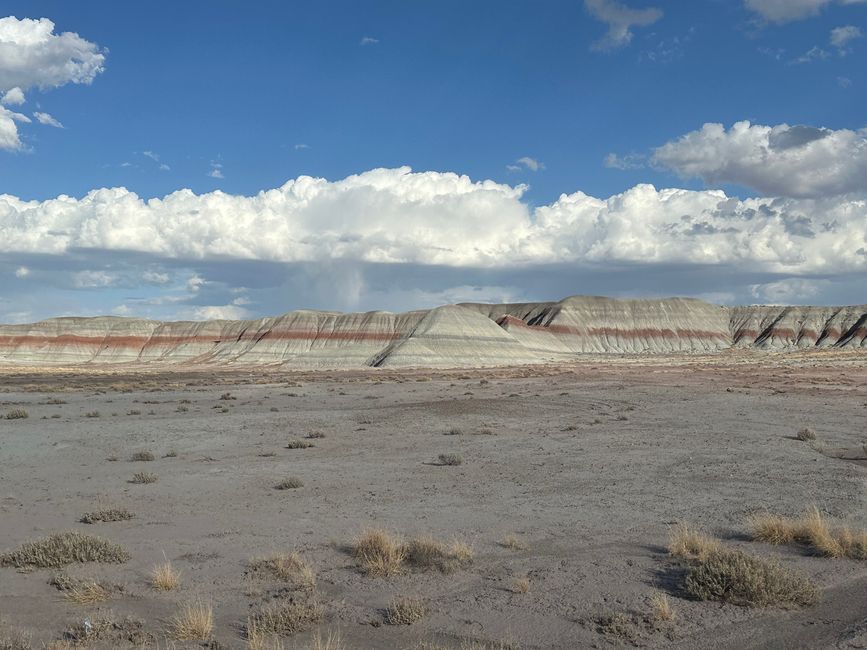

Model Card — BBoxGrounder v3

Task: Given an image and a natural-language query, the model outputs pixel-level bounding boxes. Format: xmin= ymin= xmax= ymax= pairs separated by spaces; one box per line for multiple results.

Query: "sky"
xmin=0 ymin=0 xmax=865 ymax=323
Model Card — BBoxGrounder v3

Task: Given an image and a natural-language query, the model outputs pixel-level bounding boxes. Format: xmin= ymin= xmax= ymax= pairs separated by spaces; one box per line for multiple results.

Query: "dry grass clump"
xmin=667 ymin=523 xmax=722 ymax=561
xmin=286 ymin=439 xmax=314 ymax=449
xmin=500 ymin=534 xmax=528 ymax=551
xmin=0 ymin=532 xmax=130 ymax=568
xmin=246 ymin=599 xmax=323 ymax=636
xmin=169 ymin=600 xmax=213 ymax=640
xmin=130 ymin=471 xmax=158 ymax=484
xmin=0 ymin=629 xmax=32 ymax=650
xmin=274 ymin=477 xmax=304 ymax=490
xmin=80 ymin=507 xmax=135 ymax=524
xmin=748 ymin=506 xmax=867 ymax=559
xmin=437 ymin=453 xmax=463 ymax=466
xmin=445 ymin=427 xmax=462 ymax=435
xmin=84 ymin=411 xmax=100 ymax=418
xmin=306 ymin=431 xmax=326 ymax=439
xmin=386 ymin=596 xmax=427 ymax=625
xmin=796 ymin=427 xmax=817 ymax=441
xmin=63 ymin=614 xmax=152 ymax=645
xmin=151 ymin=560 xmax=181 ymax=590
xmin=50 ymin=573 xmax=110 ymax=604
xmin=4 ymin=409 xmax=28 ymax=420
xmin=684 ymin=548 xmax=819 ymax=607
xmin=512 ymin=577 xmax=530 ymax=594
xmin=404 ymin=536 xmax=474 ymax=572
xmin=649 ymin=592 xmax=675 ymax=622
xmin=248 ymin=552 xmax=316 ymax=589
xmin=353 ymin=529 xmax=406 ymax=576
xmin=129 ymin=450 xmax=155 ymax=462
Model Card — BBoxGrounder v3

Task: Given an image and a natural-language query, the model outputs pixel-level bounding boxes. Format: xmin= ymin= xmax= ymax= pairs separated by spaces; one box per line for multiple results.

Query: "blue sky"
xmin=1 ymin=0 xmax=866 ymax=321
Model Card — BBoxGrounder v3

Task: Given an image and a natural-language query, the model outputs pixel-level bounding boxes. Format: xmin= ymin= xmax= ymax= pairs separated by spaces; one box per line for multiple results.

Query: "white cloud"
xmin=651 ymin=121 xmax=867 ymax=198
xmin=191 ymin=304 xmax=251 ymax=321
xmin=1 ymin=86 xmax=24 ymax=105
xmin=360 ymin=36 xmax=379 ymax=45
xmin=831 ymin=25 xmax=862 ymax=52
xmin=159 ymin=163 xmax=170 ymax=171
xmin=14 ymin=266 xmax=29 ymax=278
xmin=208 ymin=168 xmax=224 ymax=179
xmin=0 ymin=167 xmax=864 ymax=281
xmin=584 ymin=0 xmax=662 ymax=51
xmin=0 ymin=17 xmax=105 ymax=92
xmin=749 ymin=278 xmax=829 ymax=303
xmin=792 ymin=45 xmax=829 ymax=63
xmin=837 ymin=75 xmax=853 ymax=87
xmin=508 ymin=156 xmax=545 ymax=172
xmin=294 ymin=143 xmax=310 ymax=150
xmin=142 ymin=270 xmax=170 ymax=284
xmin=143 ymin=150 xmax=160 ymax=161
xmin=72 ymin=270 xmax=116 ymax=288
xmin=604 ymin=152 xmax=645 ymax=169
xmin=0 ymin=104 xmax=31 ymax=151
xmin=745 ymin=0 xmax=866 ymax=23
xmin=33 ymin=111 xmax=63 ymax=128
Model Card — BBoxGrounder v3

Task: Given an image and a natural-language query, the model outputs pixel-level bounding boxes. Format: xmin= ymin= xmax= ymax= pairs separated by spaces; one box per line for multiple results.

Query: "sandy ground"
xmin=1 ymin=352 xmax=867 ymax=649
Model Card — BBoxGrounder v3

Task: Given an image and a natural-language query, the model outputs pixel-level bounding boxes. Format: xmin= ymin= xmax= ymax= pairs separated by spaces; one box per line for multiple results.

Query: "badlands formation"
xmin=0 ymin=295 xmax=865 ymax=367
xmin=0 ymin=296 xmax=867 ymax=369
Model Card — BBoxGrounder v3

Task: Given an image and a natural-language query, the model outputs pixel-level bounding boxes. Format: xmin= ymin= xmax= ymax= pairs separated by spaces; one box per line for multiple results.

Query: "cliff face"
xmin=0 ymin=296 xmax=864 ymax=368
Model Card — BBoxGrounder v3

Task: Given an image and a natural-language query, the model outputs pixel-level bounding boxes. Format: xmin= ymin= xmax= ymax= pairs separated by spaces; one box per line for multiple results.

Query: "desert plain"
xmin=1 ymin=352 xmax=867 ymax=649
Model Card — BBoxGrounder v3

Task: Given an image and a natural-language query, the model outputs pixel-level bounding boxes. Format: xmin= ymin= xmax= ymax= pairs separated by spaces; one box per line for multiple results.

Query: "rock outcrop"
xmin=0 ymin=296 xmax=864 ymax=367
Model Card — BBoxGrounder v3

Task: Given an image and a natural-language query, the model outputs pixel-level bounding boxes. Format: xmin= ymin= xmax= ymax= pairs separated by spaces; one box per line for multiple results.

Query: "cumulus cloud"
xmin=14 ymin=266 xmax=29 ymax=278
xmin=360 ymin=36 xmax=379 ymax=45
xmin=191 ymin=303 xmax=251 ymax=321
xmin=1 ymin=86 xmax=24 ymax=105
xmin=33 ymin=111 xmax=63 ymax=128
xmin=0 ymin=104 xmax=29 ymax=150
xmin=831 ymin=25 xmax=862 ymax=52
xmin=0 ymin=16 xmax=105 ymax=91
xmin=0 ymin=16 xmax=104 ymax=151
xmin=584 ymin=0 xmax=662 ymax=51
xmin=0 ymin=167 xmax=865 ymax=282
xmin=745 ymin=0 xmax=867 ymax=23
xmin=651 ymin=121 xmax=867 ymax=198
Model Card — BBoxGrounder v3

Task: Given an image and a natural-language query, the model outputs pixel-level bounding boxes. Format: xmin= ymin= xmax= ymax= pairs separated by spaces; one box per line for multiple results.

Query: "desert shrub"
xmin=275 ymin=477 xmax=304 ymax=490
xmin=129 ymin=450 xmax=155 ymax=462
xmin=684 ymin=548 xmax=819 ymax=607
xmin=512 ymin=577 xmax=530 ymax=594
xmin=130 ymin=471 xmax=158 ymax=484
xmin=668 ymin=523 xmax=722 ymax=561
xmin=796 ymin=427 xmax=817 ymax=441
xmin=4 ymin=409 xmax=28 ymax=420
xmin=248 ymin=552 xmax=316 ymax=589
xmin=0 ymin=532 xmax=130 ymax=568
xmin=286 ymin=439 xmax=314 ymax=449
xmin=437 ymin=453 xmax=463 ymax=466
xmin=169 ymin=600 xmax=213 ymax=640
xmin=80 ymin=508 xmax=135 ymax=524
xmin=50 ymin=573 xmax=109 ymax=604
xmin=219 ymin=392 xmax=235 ymax=400
xmin=748 ymin=507 xmax=867 ymax=559
xmin=246 ymin=599 xmax=322 ymax=636
xmin=500 ymin=534 xmax=528 ymax=551
xmin=445 ymin=428 xmax=462 ymax=435
xmin=84 ymin=411 xmax=100 ymax=418
xmin=353 ymin=529 xmax=406 ymax=576
xmin=649 ymin=592 xmax=675 ymax=622
xmin=306 ymin=431 xmax=326 ymax=439
xmin=151 ymin=560 xmax=181 ymax=590
xmin=386 ymin=597 xmax=427 ymax=625
xmin=404 ymin=536 xmax=473 ymax=572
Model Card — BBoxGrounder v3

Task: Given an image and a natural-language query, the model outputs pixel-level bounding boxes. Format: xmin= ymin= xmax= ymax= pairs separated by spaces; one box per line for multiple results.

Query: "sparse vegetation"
xmin=84 ymin=411 xmax=101 ymax=418
xmin=796 ymin=427 xmax=817 ymax=441
xmin=275 ymin=477 xmax=304 ymax=490
xmin=151 ymin=560 xmax=181 ymax=590
xmin=445 ymin=427 xmax=462 ymax=435
xmin=129 ymin=450 xmax=155 ymax=462
xmin=306 ymin=431 xmax=326 ymax=439
xmin=512 ymin=577 xmax=530 ymax=594
xmin=684 ymin=548 xmax=819 ymax=607
xmin=501 ymin=534 xmax=528 ymax=551
xmin=50 ymin=573 xmax=110 ymax=604
xmin=169 ymin=600 xmax=214 ymax=640
xmin=246 ymin=599 xmax=323 ymax=636
xmin=437 ymin=453 xmax=463 ymax=466
xmin=130 ymin=471 xmax=158 ymax=484
xmin=248 ymin=552 xmax=316 ymax=589
xmin=404 ymin=536 xmax=474 ymax=572
xmin=649 ymin=592 xmax=675 ymax=622
xmin=286 ymin=439 xmax=314 ymax=449
xmin=4 ymin=409 xmax=28 ymax=420
xmin=668 ymin=523 xmax=722 ymax=561
xmin=219 ymin=392 xmax=236 ymax=400
xmin=80 ymin=507 xmax=135 ymax=524
xmin=0 ymin=532 xmax=130 ymax=568
xmin=386 ymin=596 xmax=427 ymax=625
xmin=353 ymin=529 xmax=406 ymax=576
xmin=748 ymin=506 xmax=867 ymax=559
